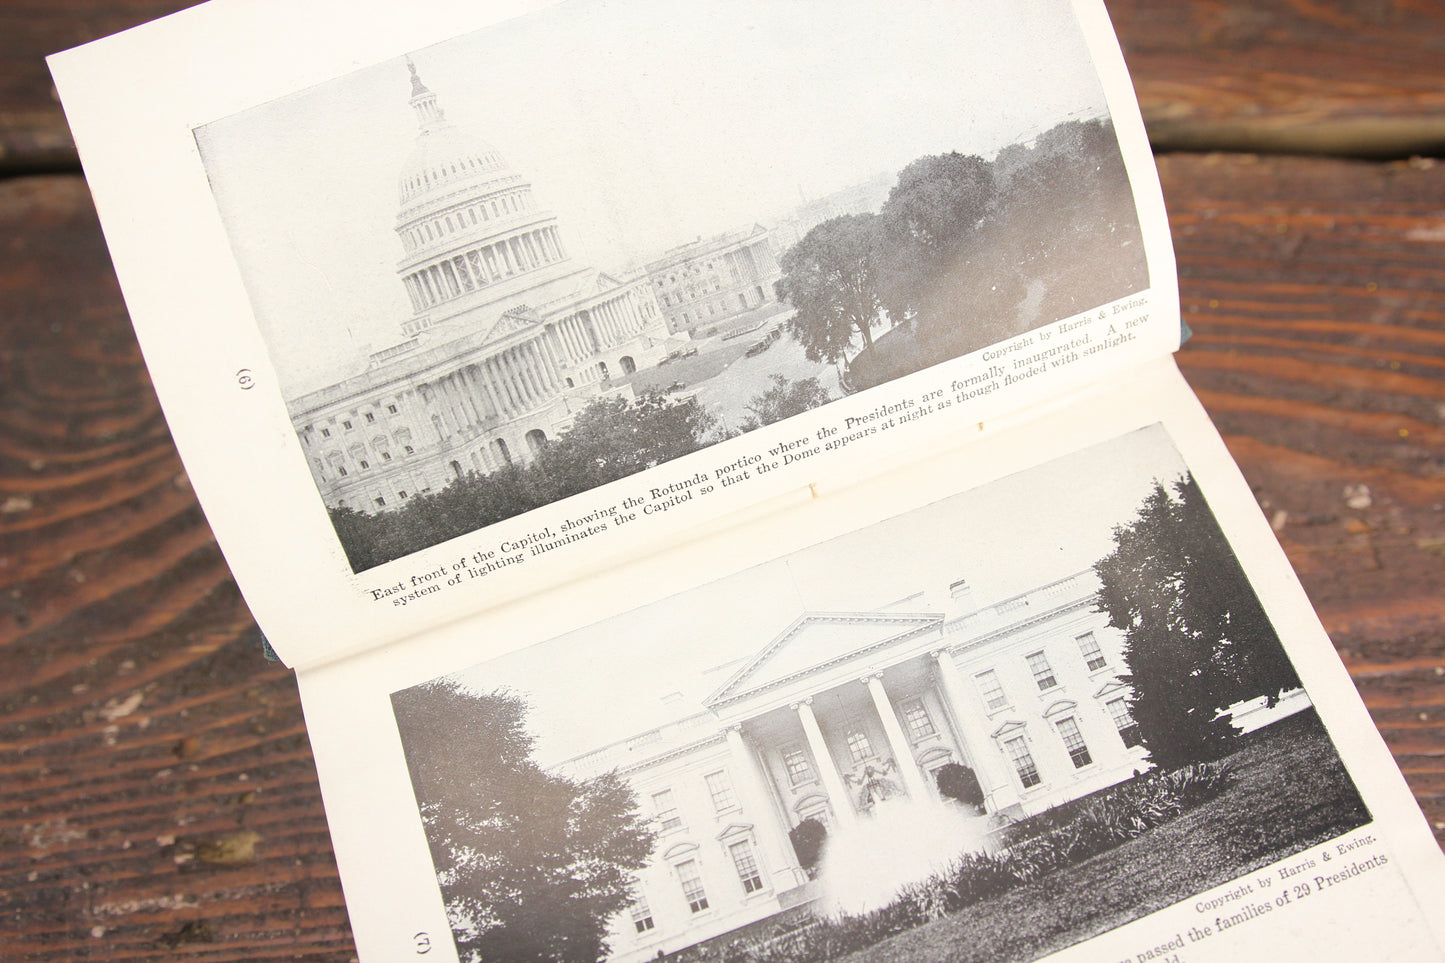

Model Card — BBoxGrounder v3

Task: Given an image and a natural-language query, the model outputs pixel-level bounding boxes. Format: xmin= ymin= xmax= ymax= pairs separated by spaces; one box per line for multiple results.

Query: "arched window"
xmin=619 ymin=355 xmax=636 ymax=375
xmin=524 ymin=429 xmax=547 ymax=454
xmin=792 ymin=792 xmax=831 ymax=826
xmin=450 ymin=460 xmax=463 ymax=479
xmin=493 ymin=438 xmax=512 ymax=464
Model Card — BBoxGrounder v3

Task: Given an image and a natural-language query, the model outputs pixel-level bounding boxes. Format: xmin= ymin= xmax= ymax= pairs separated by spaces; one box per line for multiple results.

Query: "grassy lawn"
xmin=847 ymin=324 xmax=930 ymax=390
xmin=841 ymin=709 xmax=1368 ymax=963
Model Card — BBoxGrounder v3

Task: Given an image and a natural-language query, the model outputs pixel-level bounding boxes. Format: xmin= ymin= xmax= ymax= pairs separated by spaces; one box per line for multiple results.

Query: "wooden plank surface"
xmin=1163 ymin=153 xmax=1445 ymax=835
xmin=1110 ymin=0 xmax=1445 ymax=156
xmin=0 ymin=0 xmax=200 ymax=171
xmin=4 ymin=1 xmax=1445 ymax=171
xmin=0 ymin=176 xmax=350 ymax=958
xmin=1 ymin=151 xmax=1442 ymax=961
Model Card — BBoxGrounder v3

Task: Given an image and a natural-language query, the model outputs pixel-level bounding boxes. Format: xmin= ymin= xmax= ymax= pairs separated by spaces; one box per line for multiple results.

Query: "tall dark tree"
xmin=874 ymin=152 xmax=997 ymax=326
xmin=392 ymin=681 xmax=656 ymax=963
xmin=776 ymin=213 xmax=885 ymax=365
xmin=994 ymin=119 xmax=1140 ymax=276
xmin=1095 ymin=474 xmax=1300 ymax=769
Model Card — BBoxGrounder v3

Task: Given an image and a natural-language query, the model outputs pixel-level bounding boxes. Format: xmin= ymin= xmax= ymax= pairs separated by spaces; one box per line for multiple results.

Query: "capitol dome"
xmin=387 ymin=59 xmax=582 ymax=340
xmin=397 ymin=123 xmax=517 ymax=209
xmin=395 ymin=60 xmax=519 ymax=214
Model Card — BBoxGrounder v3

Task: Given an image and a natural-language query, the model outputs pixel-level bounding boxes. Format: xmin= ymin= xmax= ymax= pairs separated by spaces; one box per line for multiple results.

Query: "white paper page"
xmin=50 ymin=0 xmax=1179 ymax=669
xmin=297 ymin=358 xmax=1445 ymax=963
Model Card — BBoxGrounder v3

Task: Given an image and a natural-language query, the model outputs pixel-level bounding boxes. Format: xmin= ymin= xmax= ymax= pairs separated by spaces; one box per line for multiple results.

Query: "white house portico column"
xmin=724 ymin=726 xmax=808 ymax=890
xmin=793 ymin=698 xmax=857 ymax=830
xmin=932 ymin=651 xmax=1018 ymax=811
xmin=863 ymin=675 xmax=932 ymax=802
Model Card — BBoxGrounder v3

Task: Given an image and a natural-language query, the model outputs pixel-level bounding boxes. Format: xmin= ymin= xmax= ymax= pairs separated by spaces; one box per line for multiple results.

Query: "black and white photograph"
xmin=194 ymin=0 xmax=1152 ymax=573
xmin=390 ymin=424 xmax=1369 ymax=963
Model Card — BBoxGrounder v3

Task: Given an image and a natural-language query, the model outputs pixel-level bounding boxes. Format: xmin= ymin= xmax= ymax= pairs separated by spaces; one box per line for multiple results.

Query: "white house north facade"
xmin=554 ymin=570 xmax=1151 ymax=962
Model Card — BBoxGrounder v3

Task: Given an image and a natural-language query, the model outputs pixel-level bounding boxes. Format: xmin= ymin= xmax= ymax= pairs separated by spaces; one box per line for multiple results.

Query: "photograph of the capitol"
xmin=194 ymin=0 xmax=1147 ymax=570
xmin=279 ymin=62 xmax=787 ymax=513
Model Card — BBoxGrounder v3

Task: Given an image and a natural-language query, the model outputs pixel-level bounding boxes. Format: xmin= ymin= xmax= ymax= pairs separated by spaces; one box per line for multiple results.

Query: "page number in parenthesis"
xmin=236 ymin=368 xmax=255 ymax=390
xmin=413 ymin=932 xmax=431 ymax=954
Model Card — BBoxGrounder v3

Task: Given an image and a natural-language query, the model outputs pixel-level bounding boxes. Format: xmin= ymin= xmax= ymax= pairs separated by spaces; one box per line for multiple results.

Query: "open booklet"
xmin=48 ymin=1 xmax=1445 ymax=961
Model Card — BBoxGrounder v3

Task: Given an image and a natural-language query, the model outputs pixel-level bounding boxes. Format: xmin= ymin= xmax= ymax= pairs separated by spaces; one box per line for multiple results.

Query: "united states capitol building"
xmin=290 ymin=62 xmax=675 ymax=512
xmin=555 ymin=570 xmax=1154 ymax=961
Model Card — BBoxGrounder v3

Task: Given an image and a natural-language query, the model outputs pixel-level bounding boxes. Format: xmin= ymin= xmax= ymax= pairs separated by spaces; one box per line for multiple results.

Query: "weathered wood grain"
xmin=4 ymin=0 xmax=1445 ymax=170
xmin=0 ymin=151 xmax=1441 ymax=959
xmin=1166 ymin=152 xmax=1445 ymax=838
xmin=1110 ymin=0 xmax=1445 ymax=156
xmin=0 ymin=175 xmax=354 ymax=961
xmin=0 ymin=1 xmax=200 ymax=172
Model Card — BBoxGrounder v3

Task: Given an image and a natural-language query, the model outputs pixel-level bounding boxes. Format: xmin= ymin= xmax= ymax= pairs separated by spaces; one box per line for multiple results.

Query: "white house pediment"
xmin=1042 ymin=699 xmax=1079 ymax=718
xmin=661 ymin=841 xmax=699 ymax=861
xmin=704 ymin=612 xmax=942 ymax=707
xmin=715 ymin=822 xmax=755 ymax=842
xmin=991 ymin=719 xmax=1028 ymax=739
xmin=1093 ymin=679 xmax=1130 ymax=699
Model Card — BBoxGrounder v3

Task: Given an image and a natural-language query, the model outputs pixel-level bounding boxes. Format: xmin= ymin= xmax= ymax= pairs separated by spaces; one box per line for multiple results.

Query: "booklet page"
xmin=296 ymin=359 xmax=1445 ymax=963
xmin=50 ymin=0 xmax=1179 ymax=668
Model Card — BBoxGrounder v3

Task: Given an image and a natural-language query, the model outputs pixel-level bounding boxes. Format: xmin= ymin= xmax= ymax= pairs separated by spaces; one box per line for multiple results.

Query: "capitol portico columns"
xmin=506 ymin=350 xmax=531 ymax=407
xmin=453 ymin=373 xmax=479 ymax=426
xmin=531 ymin=341 xmax=558 ymax=392
xmin=497 ymin=355 xmax=520 ymax=414
xmin=724 ymin=726 xmax=808 ymax=890
xmin=527 ymin=343 xmax=548 ymax=395
xmin=469 ymin=365 xmax=502 ymax=420
xmin=519 ymin=349 xmax=541 ymax=401
xmin=506 ymin=350 xmax=529 ymax=407
xmin=793 ymin=698 xmax=858 ymax=830
xmin=864 ymin=674 xmax=933 ymax=802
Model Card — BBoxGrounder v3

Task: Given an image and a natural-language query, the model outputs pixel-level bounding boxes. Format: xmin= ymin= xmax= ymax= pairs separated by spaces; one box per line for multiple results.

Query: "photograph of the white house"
xmin=193 ymin=0 xmax=1152 ymax=571
xmin=391 ymin=426 xmax=1368 ymax=963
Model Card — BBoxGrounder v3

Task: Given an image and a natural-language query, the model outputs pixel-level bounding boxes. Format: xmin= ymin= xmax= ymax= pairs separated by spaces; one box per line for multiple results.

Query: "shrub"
xmin=947 ymin=852 xmax=1018 ymax=907
xmin=788 ymin=818 xmax=827 ymax=876
xmin=996 ymin=761 xmax=1233 ymax=881
xmin=934 ymin=763 xmax=985 ymax=810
